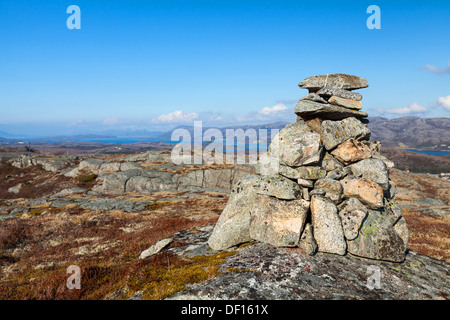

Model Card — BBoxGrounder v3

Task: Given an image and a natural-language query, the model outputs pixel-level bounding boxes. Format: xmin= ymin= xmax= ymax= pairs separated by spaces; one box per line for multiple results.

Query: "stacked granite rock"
xmin=208 ymin=73 xmax=409 ymax=263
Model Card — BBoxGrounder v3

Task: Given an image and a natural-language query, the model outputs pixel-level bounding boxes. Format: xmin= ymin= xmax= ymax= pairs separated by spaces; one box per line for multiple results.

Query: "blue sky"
xmin=0 ymin=0 xmax=449 ymax=136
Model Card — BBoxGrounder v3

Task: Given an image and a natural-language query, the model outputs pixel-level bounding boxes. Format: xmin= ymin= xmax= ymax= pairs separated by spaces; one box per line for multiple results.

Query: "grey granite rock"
xmin=278 ymin=165 xmax=326 ymax=180
xmin=347 ymin=209 xmax=408 ymax=262
xmin=208 ymin=176 xmax=260 ymax=251
xmin=298 ymin=223 xmax=318 ymax=255
xmin=298 ymin=73 xmax=369 ymax=91
xmin=316 ymin=86 xmax=363 ymax=101
xmin=270 ymin=121 xmax=322 ymax=167
xmin=300 ymin=93 xmax=328 ymax=104
xmin=310 ymin=195 xmax=346 ymax=255
xmin=165 ymin=233 xmax=449 ymax=300
xmin=139 ymin=238 xmax=173 ymax=259
xmin=295 ymin=100 xmax=368 ymax=121
xmin=338 ymin=198 xmax=368 ymax=240
xmin=347 ymin=158 xmax=389 ymax=190
xmin=314 ymin=178 xmax=343 ymax=204
xmin=321 ymin=117 xmax=371 ymax=150
xmin=250 ymin=195 xmax=309 ymax=247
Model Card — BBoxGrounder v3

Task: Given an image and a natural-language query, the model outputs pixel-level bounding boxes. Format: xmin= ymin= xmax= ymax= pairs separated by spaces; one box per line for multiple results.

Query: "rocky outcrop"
xmin=164 ymin=226 xmax=449 ymax=300
xmin=208 ymin=74 xmax=409 ymax=263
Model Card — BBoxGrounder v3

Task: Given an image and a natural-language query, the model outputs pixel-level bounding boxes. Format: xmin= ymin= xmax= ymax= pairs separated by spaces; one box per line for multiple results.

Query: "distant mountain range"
xmin=0 ymin=117 xmax=449 ymax=151
xmin=367 ymin=116 xmax=450 ymax=150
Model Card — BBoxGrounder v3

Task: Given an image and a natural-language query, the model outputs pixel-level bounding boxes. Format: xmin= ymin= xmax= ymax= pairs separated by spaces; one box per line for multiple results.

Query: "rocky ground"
xmin=0 ymin=149 xmax=448 ymax=300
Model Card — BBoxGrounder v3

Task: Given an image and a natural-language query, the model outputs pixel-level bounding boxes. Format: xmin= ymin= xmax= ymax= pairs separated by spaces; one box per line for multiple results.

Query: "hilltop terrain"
xmin=0 ymin=149 xmax=448 ymax=300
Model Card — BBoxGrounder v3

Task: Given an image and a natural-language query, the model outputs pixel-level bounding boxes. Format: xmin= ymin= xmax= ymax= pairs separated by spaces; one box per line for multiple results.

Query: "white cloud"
xmin=153 ymin=110 xmax=199 ymax=123
xmin=259 ymin=103 xmax=288 ymax=116
xmin=237 ymin=103 xmax=291 ymax=122
xmin=382 ymin=102 xmax=427 ymax=114
xmin=423 ymin=61 xmax=450 ymax=75
xmin=437 ymin=95 xmax=450 ymax=110
xmin=102 ymin=117 xmax=119 ymax=125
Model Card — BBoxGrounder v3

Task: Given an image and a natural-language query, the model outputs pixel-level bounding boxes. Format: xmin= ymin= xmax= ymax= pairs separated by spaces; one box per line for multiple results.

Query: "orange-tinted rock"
xmin=330 ymin=139 xmax=372 ymax=165
xmin=340 ymin=178 xmax=384 ymax=209
xmin=328 ymin=96 xmax=362 ymax=110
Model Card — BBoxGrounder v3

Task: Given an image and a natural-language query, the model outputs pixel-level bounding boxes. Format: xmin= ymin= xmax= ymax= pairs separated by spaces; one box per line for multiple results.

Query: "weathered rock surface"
xmin=208 ymin=176 xmax=259 ymax=251
xmin=314 ymin=178 xmax=343 ymax=204
xmin=338 ymin=198 xmax=368 ymax=240
xmin=316 ymin=86 xmax=363 ymax=101
xmin=278 ymin=165 xmax=326 ymax=180
xmin=341 ymin=178 xmax=384 ymax=209
xmin=298 ymin=223 xmax=318 ymax=255
xmin=298 ymin=73 xmax=369 ymax=90
xmin=310 ymin=195 xmax=346 ymax=255
xmin=321 ymin=117 xmax=371 ymax=150
xmin=250 ymin=195 xmax=309 ymax=247
xmin=300 ymin=93 xmax=328 ymax=104
xmin=166 ymin=227 xmax=449 ymax=300
xmin=271 ymin=121 xmax=322 ymax=167
xmin=330 ymin=138 xmax=372 ymax=165
xmin=209 ymin=174 xmax=303 ymax=251
xmin=295 ymin=100 xmax=368 ymax=121
xmin=139 ymin=238 xmax=173 ymax=259
xmin=328 ymin=96 xmax=362 ymax=110
xmin=253 ymin=175 xmax=302 ymax=200
xmin=347 ymin=209 xmax=407 ymax=262
xmin=320 ymin=152 xmax=344 ymax=172
xmin=347 ymin=158 xmax=389 ymax=190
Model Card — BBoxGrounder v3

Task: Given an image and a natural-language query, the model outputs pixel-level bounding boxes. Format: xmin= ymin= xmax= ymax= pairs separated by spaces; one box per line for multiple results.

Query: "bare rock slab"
xmin=295 ymin=100 xmax=368 ymax=121
xmin=310 ymin=195 xmax=347 ymax=255
xmin=250 ymin=195 xmax=310 ymax=247
xmin=329 ymin=96 xmax=363 ymax=110
xmin=298 ymin=73 xmax=369 ymax=90
xmin=316 ymin=86 xmax=363 ymax=101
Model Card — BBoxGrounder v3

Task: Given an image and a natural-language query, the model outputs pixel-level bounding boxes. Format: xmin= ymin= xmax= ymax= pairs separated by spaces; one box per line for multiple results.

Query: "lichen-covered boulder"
xmin=270 ymin=121 xmax=323 ymax=167
xmin=250 ymin=195 xmax=310 ymax=247
xmin=347 ymin=209 xmax=408 ymax=262
xmin=347 ymin=158 xmax=389 ymax=190
xmin=208 ymin=176 xmax=260 ymax=251
xmin=330 ymin=138 xmax=372 ymax=165
xmin=320 ymin=117 xmax=371 ymax=150
xmin=338 ymin=198 xmax=368 ymax=240
xmin=314 ymin=178 xmax=343 ymax=204
xmin=310 ymin=195 xmax=346 ymax=255
xmin=341 ymin=178 xmax=384 ymax=209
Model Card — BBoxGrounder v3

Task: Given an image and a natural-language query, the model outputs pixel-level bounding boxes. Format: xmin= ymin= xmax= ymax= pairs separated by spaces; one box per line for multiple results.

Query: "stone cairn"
xmin=208 ymin=73 xmax=409 ymax=263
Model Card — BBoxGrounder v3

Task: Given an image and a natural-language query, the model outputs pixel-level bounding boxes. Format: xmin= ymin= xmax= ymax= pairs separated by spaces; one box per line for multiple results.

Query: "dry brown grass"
xmin=0 ymin=163 xmax=76 ymax=199
xmin=0 ymin=191 xmax=225 ymax=300
xmin=402 ymin=208 xmax=450 ymax=262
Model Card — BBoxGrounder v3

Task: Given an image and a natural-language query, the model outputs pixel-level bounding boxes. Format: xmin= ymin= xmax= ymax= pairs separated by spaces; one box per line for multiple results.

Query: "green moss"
xmin=135 ymin=251 xmax=237 ymax=300
xmin=74 ymin=173 xmax=98 ymax=183
xmin=28 ymin=208 xmax=47 ymax=217
xmin=145 ymin=201 xmax=174 ymax=210
xmin=360 ymin=222 xmax=379 ymax=240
